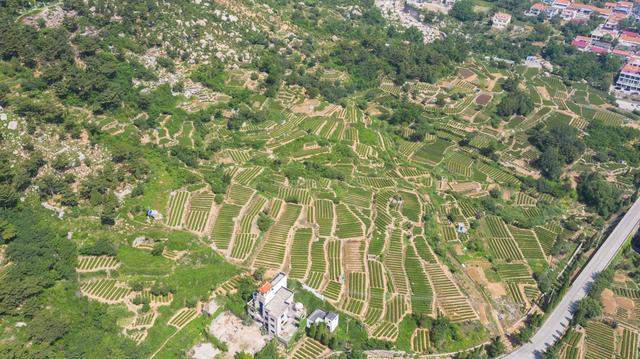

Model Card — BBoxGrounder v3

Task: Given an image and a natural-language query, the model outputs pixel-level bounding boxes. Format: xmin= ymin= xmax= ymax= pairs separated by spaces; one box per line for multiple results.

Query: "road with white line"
xmin=505 ymin=197 xmax=640 ymax=358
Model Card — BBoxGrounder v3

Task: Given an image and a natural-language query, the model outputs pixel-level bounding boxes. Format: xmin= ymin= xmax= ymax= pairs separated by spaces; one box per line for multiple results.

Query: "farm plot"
xmin=354 ymin=143 xmax=377 ymax=159
xmin=230 ymin=198 xmax=267 ymax=260
xmin=423 ymin=262 xmax=477 ymax=322
xmin=439 ymin=224 xmax=458 ymax=242
xmin=323 ymin=280 xmax=342 ymax=302
xmin=238 ymin=195 xmax=267 ymax=233
xmin=476 ymin=162 xmax=519 ymax=185
xmin=76 ymin=256 xmax=119 ymax=272
xmin=215 ymin=275 xmax=248 ymax=296
xmin=439 ymin=296 xmax=478 ymax=322
xmin=343 ymin=240 xmax=365 ymax=272
xmin=80 ymin=279 xmax=131 ymax=303
xmin=397 ymin=166 xmax=431 ymax=178
xmin=444 ymin=152 xmax=474 ymax=177
xmin=276 ymin=186 xmax=312 ymax=205
xmin=314 ymin=199 xmax=334 ymax=237
xmin=507 ymin=282 xmax=525 ymax=304
xmin=414 ymin=236 xmax=437 ymax=263
xmin=166 ymin=191 xmax=190 ymax=227
xmin=335 ymin=204 xmax=364 ymax=239
xmin=411 ymin=328 xmax=430 ymax=353
xmin=135 ymin=290 xmax=172 ymax=306
xmin=368 ymin=260 xmax=385 ymax=289
xmin=234 ymin=167 xmax=263 ymax=185
xmin=185 ymin=192 xmax=215 ymax=232
xmin=483 ymin=216 xmax=512 ymax=238
xmin=347 ymin=272 xmax=367 ymax=301
xmin=585 ymin=321 xmax=615 ymax=359
xmin=405 ymin=246 xmax=434 ymax=316
xmin=327 ymin=240 xmax=342 ymax=281
xmin=384 ymin=230 xmax=410 ymax=295
xmin=384 ymin=295 xmax=407 ymax=323
xmin=226 ymin=184 xmax=254 ymax=205
xmin=399 ymin=191 xmax=421 ymax=223
xmin=364 ymin=287 xmax=384 ymax=325
xmin=211 ymin=203 xmax=242 ymax=250
xmin=230 ymin=233 xmax=257 ymax=260
xmin=534 ymin=226 xmax=558 ymax=256
xmin=342 ymin=296 xmax=366 ymax=316
xmin=130 ymin=312 xmax=156 ymax=328
xmin=291 ymin=337 xmax=328 ymax=359
xmin=353 ymin=176 xmax=396 ymax=188
xmin=254 ymin=204 xmax=302 ymax=269
xmin=514 ymin=192 xmax=536 ymax=206
xmin=372 ymin=321 xmax=399 ymax=341
xmin=412 ymin=139 xmax=452 ymax=165
xmin=487 ymin=237 xmax=524 ymax=261
xmin=342 ymin=187 xmax=372 ymax=208
xmin=398 ymin=141 xmax=423 ymax=158
xmin=620 ymin=327 xmax=638 ymax=359
xmin=510 ymin=226 xmax=546 ymax=261
xmin=289 ymin=228 xmax=312 ymax=280
xmin=167 ymin=308 xmax=198 ymax=329
xmin=495 ymin=263 xmax=533 ymax=283
xmin=458 ymin=199 xmax=480 ymax=218
xmin=594 ymin=110 xmax=625 ymax=126
xmin=306 ymin=239 xmax=327 ymax=289
xmin=126 ymin=329 xmax=147 ymax=344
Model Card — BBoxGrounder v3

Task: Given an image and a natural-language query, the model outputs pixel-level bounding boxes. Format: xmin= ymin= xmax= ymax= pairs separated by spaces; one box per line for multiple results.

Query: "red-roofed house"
xmin=492 ymin=12 xmax=512 ymax=29
xmin=616 ymin=59 xmax=640 ymax=94
xmin=619 ymin=31 xmax=640 ymax=48
xmin=571 ymin=36 xmax=591 ymax=49
xmin=527 ymin=2 xmax=548 ymax=16
xmin=553 ymin=0 xmax=571 ymax=9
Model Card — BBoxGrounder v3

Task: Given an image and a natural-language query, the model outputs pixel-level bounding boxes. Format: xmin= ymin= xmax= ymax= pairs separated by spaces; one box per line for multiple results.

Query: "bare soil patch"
xmin=536 ymin=86 xmax=550 ymax=101
xmin=209 ymin=312 xmax=269 ymax=357
xmin=475 ymin=93 xmax=492 ymax=106
xmin=458 ymin=68 xmax=475 ymax=80
xmin=601 ymin=289 xmax=617 ymax=316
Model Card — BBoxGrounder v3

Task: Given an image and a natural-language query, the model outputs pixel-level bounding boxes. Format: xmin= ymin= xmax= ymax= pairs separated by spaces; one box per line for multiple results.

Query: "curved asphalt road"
xmin=505 ymin=197 xmax=640 ymax=359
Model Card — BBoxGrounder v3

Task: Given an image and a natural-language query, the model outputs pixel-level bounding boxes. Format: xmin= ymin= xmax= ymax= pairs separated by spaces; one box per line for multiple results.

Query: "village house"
xmin=306 ymin=309 xmax=339 ymax=333
xmin=491 ymin=12 xmax=512 ymax=29
xmin=247 ymin=273 xmax=305 ymax=342
xmin=615 ymin=59 xmax=640 ymax=94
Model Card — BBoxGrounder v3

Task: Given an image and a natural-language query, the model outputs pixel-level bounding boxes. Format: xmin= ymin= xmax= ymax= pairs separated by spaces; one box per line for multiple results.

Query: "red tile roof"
xmin=622 ymin=62 xmax=640 ymax=75
xmin=258 ymin=282 xmax=272 ymax=294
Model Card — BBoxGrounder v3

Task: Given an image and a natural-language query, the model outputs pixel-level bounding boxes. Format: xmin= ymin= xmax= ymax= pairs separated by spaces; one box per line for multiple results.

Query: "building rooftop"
xmin=264 ymin=287 xmax=293 ymax=316
xmin=258 ymin=282 xmax=272 ymax=294
xmin=308 ymin=309 xmax=338 ymax=322
xmin=308 ymin=309 xmax=327 ymax=323
xmin=493 ymin=12 xmax=512 ymax=20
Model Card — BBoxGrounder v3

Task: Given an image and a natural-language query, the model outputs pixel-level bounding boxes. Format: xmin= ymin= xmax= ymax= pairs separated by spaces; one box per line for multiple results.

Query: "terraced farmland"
xmin=211 ymin=203 xmax=242 ymax=250
xmin=585 ymin=321 xmax=615 ymax=359
xmin=185 ymin=192 xmax=215 ymax=232
xmin=291 ymin=337 xmax=328 ymax=359
xmin=315 ymin=199 xmax=334 ymax=237
xmin=166 ymin=191 xmax=189 ymax=227
xmin=335 ymin=204 xmax=364 ymax=239
xmin=167 ymin=308 xmax=198 ymax=329
xmin=80 ymin=279 xmax=131 ymax=303
xmin=289 ymin=228 xmax=312 ymax=279
xmin=76 ymin=256 xmax=119 ymax=271
xmin=254 ymin=204 xmax=301 ymax=269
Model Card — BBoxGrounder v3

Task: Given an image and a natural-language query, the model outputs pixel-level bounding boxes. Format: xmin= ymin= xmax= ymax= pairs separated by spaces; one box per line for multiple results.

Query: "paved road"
xmin=505 ymin=197 xmax=640 ymax=358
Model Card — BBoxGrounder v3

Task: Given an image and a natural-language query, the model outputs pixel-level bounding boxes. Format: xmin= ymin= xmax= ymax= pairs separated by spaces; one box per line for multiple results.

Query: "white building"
xmin=306 ymin=309 xmax=339 ymax=333
xmin=492 ymin=12 xmax=512 ymax=29
xmin=616 ymin=60 xmax=640 ymax=94
xmin=247 ymin=273 xmax=304 ymax=341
